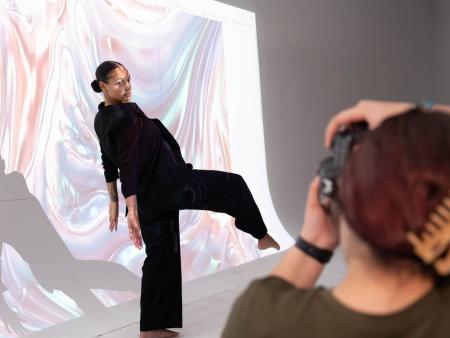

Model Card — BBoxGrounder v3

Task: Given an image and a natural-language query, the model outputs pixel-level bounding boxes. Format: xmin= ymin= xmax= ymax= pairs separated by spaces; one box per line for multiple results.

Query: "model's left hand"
xmin=127 ymin=208 xmax=143 ymax=249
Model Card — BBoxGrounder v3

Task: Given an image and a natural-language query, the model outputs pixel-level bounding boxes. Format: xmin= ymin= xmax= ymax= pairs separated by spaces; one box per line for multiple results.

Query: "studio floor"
xmin=25 ymin=249 xmax=346 ymax=338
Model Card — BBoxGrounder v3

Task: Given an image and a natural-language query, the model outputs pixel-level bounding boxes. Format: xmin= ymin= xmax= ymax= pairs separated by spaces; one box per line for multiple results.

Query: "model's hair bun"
xmin=91 ymin=79 xmax=102 ymax=93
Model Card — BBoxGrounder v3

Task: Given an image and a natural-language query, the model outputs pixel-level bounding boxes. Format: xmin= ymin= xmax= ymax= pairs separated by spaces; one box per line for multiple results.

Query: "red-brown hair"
xmin=338 ymin=110 xmax=450 ymax=257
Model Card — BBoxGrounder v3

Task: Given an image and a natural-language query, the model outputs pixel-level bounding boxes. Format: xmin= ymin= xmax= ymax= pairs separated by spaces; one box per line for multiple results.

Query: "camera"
xmin=317 ymin=121 xmax=368 ymax=208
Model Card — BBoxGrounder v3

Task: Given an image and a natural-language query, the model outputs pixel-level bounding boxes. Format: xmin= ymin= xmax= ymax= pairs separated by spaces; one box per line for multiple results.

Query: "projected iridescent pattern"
xmin=0 ymin=0 xmax=294 ymax=335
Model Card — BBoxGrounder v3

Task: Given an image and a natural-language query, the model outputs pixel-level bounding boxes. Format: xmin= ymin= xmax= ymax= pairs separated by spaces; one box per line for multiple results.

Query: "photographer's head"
xmin=336 ymin=109 xmax=450 ymax=274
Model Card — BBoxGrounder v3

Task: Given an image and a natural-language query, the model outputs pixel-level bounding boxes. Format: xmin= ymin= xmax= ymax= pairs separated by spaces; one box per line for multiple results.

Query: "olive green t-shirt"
xmin=222 ymin=276 xmax=450 ymax=338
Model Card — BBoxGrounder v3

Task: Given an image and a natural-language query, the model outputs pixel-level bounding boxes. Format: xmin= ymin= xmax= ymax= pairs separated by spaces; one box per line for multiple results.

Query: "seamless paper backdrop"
xmin=0 ymin=0 xmax=292 ymax=335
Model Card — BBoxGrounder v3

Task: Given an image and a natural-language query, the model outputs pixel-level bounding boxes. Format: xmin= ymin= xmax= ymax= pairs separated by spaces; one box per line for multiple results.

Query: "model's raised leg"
xmin=180 ymin=169 xmax=280 ymax=251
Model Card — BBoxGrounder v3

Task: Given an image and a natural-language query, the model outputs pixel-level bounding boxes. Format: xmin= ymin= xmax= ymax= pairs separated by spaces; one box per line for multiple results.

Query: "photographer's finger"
xmin=307 ymin=176 xmax=322 ymax=209
xmin=433 ymin=104 xmax=450 ymax=114
xmin=324 ymin=108 xmax=365 ymax=148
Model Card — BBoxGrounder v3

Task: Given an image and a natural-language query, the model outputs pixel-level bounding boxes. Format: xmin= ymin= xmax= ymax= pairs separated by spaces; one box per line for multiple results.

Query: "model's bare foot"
xmin=139 ymin=329 xmax=179 ymax=338
xmin=258 ymin=233 xmax=280 ymax=251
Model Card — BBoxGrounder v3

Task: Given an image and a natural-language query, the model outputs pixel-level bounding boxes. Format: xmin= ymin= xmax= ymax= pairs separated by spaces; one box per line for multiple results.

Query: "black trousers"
xmin=139 ymin=170 xmax=268 ymax=331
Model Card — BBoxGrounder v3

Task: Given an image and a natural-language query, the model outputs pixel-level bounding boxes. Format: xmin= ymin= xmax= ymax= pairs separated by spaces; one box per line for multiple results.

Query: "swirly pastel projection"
xmin=0 ymin=0 xmax=292 ymax=335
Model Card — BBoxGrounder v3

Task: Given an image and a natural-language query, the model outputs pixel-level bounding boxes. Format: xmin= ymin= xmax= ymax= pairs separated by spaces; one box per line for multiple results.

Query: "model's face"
xmin=100 ymin=66 xmax=132 ymax=104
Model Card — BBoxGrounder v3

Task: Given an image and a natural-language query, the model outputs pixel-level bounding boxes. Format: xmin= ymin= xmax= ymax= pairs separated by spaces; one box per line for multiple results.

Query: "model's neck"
xmin=104 ymin=98 xmax=122 ymax=107
xmin=104 ymin=97 xmax=124 ymax=107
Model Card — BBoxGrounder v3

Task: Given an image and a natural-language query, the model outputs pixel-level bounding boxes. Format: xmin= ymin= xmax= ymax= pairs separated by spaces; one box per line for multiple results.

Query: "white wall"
xmin=434 ymin=0 xmax=450 ymax=102
xmin=218 ymin=0 xmax=436 ymax=234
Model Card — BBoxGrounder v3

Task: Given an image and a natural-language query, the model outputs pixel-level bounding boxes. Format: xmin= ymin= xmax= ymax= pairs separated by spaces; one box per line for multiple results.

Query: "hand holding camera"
xmin=318 ymin=121 xmax=368 ymax=209
xmin=300 ymin=100 xmax=416 ymax=254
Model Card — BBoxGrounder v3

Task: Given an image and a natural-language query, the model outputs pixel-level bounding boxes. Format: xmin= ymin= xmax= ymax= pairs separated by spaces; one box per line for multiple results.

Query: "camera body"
xmin=318 ymin=121 xmax=368 ymax=207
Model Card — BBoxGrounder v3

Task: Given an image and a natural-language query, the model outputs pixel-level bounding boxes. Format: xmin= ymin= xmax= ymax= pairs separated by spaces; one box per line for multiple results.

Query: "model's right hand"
xmin=109 ymin=201 xmax=119 ymax=231
xmin=324 ymin=100 xmax=414 ymax=148
xmin=127 ymin=208 xmax=143 ymax=250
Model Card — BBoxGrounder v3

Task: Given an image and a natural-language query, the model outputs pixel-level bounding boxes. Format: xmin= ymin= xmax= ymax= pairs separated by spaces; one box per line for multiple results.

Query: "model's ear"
xmin=99 ymin=80 xmax=106 ymax=91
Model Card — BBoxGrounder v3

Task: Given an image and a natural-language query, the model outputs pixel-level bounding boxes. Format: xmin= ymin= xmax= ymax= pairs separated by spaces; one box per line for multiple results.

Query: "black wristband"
xmin=295 ymin=236 xmax=333 ymax=264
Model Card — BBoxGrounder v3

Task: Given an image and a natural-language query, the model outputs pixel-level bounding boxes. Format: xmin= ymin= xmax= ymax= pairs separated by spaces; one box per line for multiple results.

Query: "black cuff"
xmin=295 ymin=236 xmax=333 ymax=264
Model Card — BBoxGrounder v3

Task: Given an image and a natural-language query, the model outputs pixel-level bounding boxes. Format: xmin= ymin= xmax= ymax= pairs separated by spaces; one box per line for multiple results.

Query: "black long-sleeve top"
xmin=94 ymin=102 xmax=192 ymax=219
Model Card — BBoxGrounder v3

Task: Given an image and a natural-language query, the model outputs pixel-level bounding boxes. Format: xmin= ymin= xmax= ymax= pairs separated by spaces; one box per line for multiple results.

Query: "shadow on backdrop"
xmin=0 ymin=157 xmax=141 ymax=336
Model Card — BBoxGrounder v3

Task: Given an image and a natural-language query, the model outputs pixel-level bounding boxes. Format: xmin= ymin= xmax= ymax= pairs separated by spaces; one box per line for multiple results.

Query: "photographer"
xmin=222 ymin=100 xmax=450 ymax=338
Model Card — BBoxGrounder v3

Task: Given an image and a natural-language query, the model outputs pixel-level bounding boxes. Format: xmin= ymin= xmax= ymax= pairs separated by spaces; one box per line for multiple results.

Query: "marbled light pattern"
xmin=0 ymin=0 xmax=275 ymax=335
